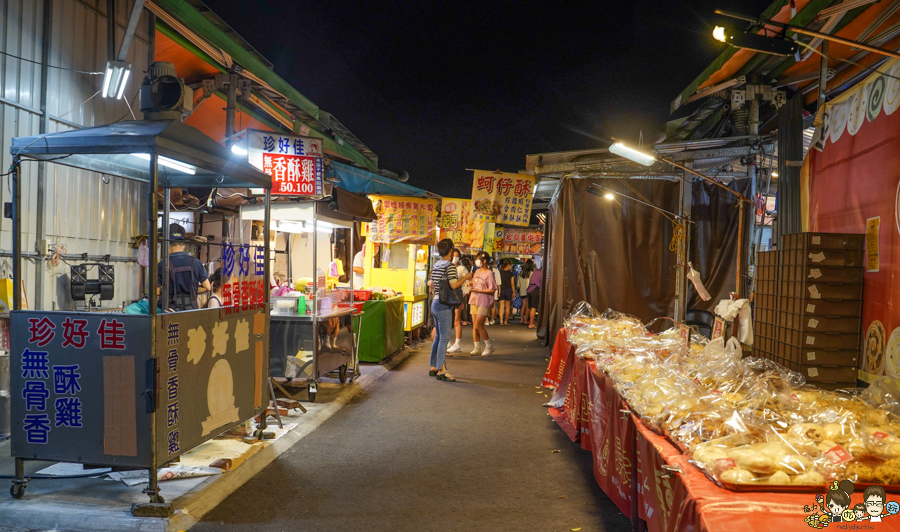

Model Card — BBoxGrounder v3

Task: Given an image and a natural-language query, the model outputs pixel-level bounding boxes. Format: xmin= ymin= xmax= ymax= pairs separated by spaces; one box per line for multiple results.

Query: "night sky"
xmin=212 ymin=0 xmax=773 ymax=198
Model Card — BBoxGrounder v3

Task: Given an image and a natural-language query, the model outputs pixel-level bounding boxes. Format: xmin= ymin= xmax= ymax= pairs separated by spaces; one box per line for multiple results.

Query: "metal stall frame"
xmin=8 ymin=119 xmax=272 ymax=508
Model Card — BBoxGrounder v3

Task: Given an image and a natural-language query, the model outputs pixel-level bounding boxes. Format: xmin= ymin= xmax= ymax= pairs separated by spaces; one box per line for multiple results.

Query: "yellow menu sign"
xmin=470 ymin=170 xmax=535 ymax=227
xmin=369 ymin=195 xmax=439 ymax=245
xmin=438 ymin=198 xmax=484 ymax=249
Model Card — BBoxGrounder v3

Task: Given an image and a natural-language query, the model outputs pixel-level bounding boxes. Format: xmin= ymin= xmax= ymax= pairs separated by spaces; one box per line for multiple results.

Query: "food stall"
xmin=6 ymin=119 xmax=272 ymax=508
xmin=242 ymin=201 xmax=360 ymax=403
xmin=362 ymin=195 xmax=439 ymax=341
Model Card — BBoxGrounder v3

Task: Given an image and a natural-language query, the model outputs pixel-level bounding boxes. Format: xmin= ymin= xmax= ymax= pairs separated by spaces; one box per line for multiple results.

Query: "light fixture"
xmin=131 ymin=153 xmax=196 ymax=175
xmin=713 ymin=26 xmax=727 ymax=42
xmin=276 ymin=220 xmax=307 ymax=233
xmin=231 ymin=144 xmax=248 ymax=156
xmin=102 ymin=60 xmax=132 ymax=99
xmin=711 ymin=25 xmax=798 ymax=57
xmin=609 ymin=142 xmax=656 ymax=167
xmin=771 ymin=171 xmax=779 ymax=177
xmin=604 ymin=193 xmax=615 ymax=200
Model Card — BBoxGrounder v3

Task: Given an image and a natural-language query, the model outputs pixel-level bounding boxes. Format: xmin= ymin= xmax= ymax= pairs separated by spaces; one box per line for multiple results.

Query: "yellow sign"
xmin=867 ymin=216 xmax=880 ymax=272
xmin=368 ymin=195 xmax=439 ymax=245
xmin=470 ymin=170 xmax=535 ymax=227
xmin=438 ymin=198 xmax=483 ymax=249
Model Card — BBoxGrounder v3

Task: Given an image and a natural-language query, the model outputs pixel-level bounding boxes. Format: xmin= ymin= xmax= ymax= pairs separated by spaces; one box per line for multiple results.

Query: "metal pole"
xmin=34 ymin=0 xmax=51 ymax=310
xmin=11 ymin=158 xmax=25 ymax=496
xmin=716 ymin=9 xmax=900 ymax=62
xmin=736 ymin=202 xmax=745 ymax=298
xmin=106 ymin=0 xmax=115 ymax=62
xmin=263 ymin=188 xmax=271 ymax=403
xmin=147 ymin=11 xmax=155 ymax=67
xmin=818 ymin=41 xmax=829 ymax=109
xmin=224 ymin=73 xmax=237 ymax=146
xmin=675 ymin=176 xmax=686 ymax=323
xmin=146 ymin=153 xmax=160 ymax=504
xmin=11 ymin=161 xmax=21 ymax=311
xmin=160 ymin=188 xmax=170 ymax=313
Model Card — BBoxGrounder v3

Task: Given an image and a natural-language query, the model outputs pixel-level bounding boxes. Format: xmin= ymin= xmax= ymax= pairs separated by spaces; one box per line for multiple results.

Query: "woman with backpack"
xmin=428 ymin=239 xmax=473 ymax=381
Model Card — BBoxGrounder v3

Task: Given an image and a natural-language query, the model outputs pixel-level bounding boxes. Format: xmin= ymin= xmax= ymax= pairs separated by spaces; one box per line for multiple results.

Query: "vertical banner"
xmin=482 ymin=223 xmax=496 ymax=253
xmin=247 ymin=129 xmax=324 ymax=196
xmin=438 ymin=198 xmax=482 ymax=249
xmin=369 ymin=195 xmax=439 ymax=245
xmin=470 ymin=170 xmax=535 ymax=226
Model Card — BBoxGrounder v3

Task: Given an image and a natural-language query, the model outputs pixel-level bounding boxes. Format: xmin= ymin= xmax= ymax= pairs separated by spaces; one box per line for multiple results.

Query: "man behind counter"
xmin=352 ymin=240 xmax=380 ymax=288
xmin=157 ymin=223 xmax=210 ymax=310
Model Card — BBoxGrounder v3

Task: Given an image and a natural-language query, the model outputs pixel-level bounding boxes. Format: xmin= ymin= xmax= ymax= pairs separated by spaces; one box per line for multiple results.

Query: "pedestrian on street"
xmin=448 ymin=249 xmax=469 ymax=354
xmin=428 ymin=239 xmax=472 ymax=381
xmin=459 ymin=256 xmax=473 ymax=326
xmin=518 ymin=259 xmax=534 ymax=324
xmin=498 ymin=259 xmax=515 ymax=325
xmin=470 ymin=251 xmax=498 ymax=356
xmin=526 ymin=260 xmax=542 ymax=329
xmin=490 ymin=259 xmax=502 ymax=325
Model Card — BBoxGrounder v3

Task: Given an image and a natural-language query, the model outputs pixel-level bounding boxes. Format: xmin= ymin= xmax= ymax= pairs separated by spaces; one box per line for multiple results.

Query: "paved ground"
xmin=196 ymin=318 xmax=632 ymax=532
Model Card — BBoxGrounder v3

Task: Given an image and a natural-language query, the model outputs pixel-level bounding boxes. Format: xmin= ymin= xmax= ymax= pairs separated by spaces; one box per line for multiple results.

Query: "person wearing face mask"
xmin=469 ymin=252 xmax=498 ymax=355
xmin=447 ymin=248 xmax=469 ymax=353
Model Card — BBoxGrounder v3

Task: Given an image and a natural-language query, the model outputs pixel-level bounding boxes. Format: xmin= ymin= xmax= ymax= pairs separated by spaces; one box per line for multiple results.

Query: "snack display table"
xmin=546 ymin=329 xmax=900 ymax=532
xmin=354 ymin=295 xmax=405 ymax=362
xmin=270 ymin=308 xmax=355 ymax=402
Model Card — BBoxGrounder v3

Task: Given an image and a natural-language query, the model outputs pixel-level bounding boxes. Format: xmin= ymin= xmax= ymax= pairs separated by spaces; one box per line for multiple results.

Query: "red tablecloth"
xmin=547 ymin=329 xmax=900 ymax=532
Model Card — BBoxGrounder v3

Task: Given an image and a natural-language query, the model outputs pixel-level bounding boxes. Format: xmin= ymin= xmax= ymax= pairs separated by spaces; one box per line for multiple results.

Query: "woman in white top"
xmin=448 ymin=249 xmax=469 ymax=353
xmin=517 ymin=259 xmax=534 ymax=325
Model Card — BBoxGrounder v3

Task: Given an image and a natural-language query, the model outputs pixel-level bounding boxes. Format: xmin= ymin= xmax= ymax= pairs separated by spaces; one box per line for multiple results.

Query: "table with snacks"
xmin=544 ymin=303 xmax=900 ymax=531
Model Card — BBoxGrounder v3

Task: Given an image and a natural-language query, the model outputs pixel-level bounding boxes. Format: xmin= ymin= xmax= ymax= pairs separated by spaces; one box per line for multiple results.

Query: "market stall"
xmin=6 ymin=119 xmax=272 ymax=508
xmin=546 ymin=304 xmax=900 ymax=531
xmin=242 ymin=200 xmax=365 ymax=402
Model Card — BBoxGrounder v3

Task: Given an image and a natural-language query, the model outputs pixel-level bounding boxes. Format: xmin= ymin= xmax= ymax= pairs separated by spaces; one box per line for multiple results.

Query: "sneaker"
xmin=482 ymin=344 xmax=495 ymax=356
xmin=447 ymin=343 xmax=462 ymax=353
xmin=469 ymin=343 xmax=483 ymax=356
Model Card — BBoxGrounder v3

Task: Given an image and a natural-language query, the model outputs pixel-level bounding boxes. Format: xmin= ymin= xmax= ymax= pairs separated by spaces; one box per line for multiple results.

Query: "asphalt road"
xmin=196 ymin=320 xmax=632 ymax=532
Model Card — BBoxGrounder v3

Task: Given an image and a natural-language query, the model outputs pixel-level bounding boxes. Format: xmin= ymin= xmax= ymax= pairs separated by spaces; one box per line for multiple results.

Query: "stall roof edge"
xmin=329 ymin=161 xmax=437 ymax=198
xmin=10 ymin=120 xmax=272 ymax=188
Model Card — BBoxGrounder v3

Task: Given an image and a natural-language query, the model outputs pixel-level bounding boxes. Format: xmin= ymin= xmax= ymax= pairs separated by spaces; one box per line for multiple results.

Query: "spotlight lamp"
xmin=711 ymin=25 xmax=798 ymax=57
xmin=604 ymin=193 xmax=615 ymax=200
xmin=609 ymin=142 xmax=656 ymax=167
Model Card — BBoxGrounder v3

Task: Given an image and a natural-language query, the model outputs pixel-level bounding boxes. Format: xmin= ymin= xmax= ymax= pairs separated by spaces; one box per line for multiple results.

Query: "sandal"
xmin=436 ymin=372 xmax=457 ymax=382
xmin=429 ymin=368 xmax=439 ymax=376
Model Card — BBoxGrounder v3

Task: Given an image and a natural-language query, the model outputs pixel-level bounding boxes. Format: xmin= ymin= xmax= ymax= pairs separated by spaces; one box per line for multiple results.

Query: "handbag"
xmin=512 ymin=295 xmax=523 ymax=310
xmin=438 ymin=262 xmax=462 ymax=306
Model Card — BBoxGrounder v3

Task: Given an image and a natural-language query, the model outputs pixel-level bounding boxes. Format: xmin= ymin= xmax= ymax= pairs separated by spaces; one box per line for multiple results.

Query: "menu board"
xmin=502 ymin=227 xmax=543 ymax=253
xmin=368 ymin=195 xmax=439 ymax=245
xmin=470 ymin=170 xmax=535 ymax=227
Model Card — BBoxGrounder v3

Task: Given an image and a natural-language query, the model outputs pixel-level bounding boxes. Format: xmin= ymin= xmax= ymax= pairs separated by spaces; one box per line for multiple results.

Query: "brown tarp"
xmin=539 ymin=176 xmax=749 ymax=347
xmin=686 ymin=179 xmax=752 ymax=312
xmin=538 ymin=177 xmax=680 ymax=343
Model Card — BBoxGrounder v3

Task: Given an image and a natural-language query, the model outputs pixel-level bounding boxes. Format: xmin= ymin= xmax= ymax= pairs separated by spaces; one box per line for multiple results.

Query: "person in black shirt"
xmin=497 ymin=259 xmax=515 ymax=325
xmin=157 ymin=223 xmax=210 ymax=310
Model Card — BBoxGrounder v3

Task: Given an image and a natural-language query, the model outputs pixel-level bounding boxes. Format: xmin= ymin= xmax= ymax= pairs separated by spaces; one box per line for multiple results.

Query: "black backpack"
xmin=438 ymin=262 xmax=462 ymax=306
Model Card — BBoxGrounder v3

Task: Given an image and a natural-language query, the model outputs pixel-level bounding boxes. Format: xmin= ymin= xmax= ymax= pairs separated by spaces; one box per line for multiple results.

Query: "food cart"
xmin=362 ymin=238 xmax=431 ymax=333
xmin=6 ymin=119 xmax=272 ymax=509
xmin=242 ymin=196 xmax=373 ymax=402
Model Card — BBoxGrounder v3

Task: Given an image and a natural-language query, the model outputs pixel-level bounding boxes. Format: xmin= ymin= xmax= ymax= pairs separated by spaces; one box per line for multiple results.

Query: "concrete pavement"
xmin=195 ymin=321 xmax=631 ymax=532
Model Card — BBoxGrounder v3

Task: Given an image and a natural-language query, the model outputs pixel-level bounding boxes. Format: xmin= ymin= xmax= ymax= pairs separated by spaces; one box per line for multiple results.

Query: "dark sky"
xmin=212 ymin=0 xmax=773 ymax=198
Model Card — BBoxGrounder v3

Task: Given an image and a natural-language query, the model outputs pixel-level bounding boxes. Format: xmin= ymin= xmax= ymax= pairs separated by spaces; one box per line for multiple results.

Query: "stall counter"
xmin=355 ymin=295 xmax=404 ymax=362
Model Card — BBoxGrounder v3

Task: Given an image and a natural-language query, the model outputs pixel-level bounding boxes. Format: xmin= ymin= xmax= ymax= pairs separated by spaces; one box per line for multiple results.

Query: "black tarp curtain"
xmin=538 ymin=176 xmax=750 ymax=346
xmin=774 ymin=93 xmax=804 ymax=247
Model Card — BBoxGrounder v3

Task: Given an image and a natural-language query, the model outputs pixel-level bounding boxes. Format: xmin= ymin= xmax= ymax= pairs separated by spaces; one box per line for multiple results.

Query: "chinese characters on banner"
xmin=470 ymin=170 xmax=535 ymax=227
xmin=368 ymin=195 xmax=439 ymax=245
xmin=502 ymin=227 xmax=543 ymax=253
xmin=247 ymin=129 xmax=323 ymax=196
xmin=219 ymin=243 xmax=267 ymax=316
xmin=438 ymin=198 xmax=484 ymax=249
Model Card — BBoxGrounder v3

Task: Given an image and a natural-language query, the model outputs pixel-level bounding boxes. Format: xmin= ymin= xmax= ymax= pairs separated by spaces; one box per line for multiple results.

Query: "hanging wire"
xmin=0 ymin=50 xmax=104 ymax=75
xmin=57 ymin=90 xmax=101 ymax=119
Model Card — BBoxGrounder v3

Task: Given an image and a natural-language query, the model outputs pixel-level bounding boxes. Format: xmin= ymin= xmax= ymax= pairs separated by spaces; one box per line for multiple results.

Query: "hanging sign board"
xmin=502 ymin=227 xmax=543 ymax=253
xmin=438 ymin=198 xmax=483 ymax=249
xmin=247 ymin=129 xmax=323 ymax=196
xmin=470 ymin=170 xmax=535 ymax=227
xmin=368 ymin=195 xmax=439 ymax=245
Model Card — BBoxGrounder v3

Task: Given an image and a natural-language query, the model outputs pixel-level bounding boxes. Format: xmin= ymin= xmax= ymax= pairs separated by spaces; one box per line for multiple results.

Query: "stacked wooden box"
xmin=753 ymin=232 xmax=865 ymax=390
